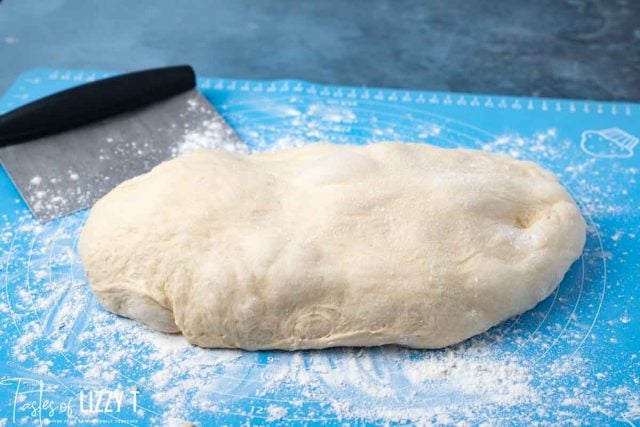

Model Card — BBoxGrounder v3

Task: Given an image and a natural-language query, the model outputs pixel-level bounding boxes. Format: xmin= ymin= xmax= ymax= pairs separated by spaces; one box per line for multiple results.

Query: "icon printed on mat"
xmin=580 ymin=128 xmax=638 ymax=159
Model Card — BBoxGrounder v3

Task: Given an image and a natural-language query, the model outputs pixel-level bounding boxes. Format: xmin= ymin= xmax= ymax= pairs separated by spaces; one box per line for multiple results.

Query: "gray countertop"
xmin=1 ymin=0 xmax=639 ymax=101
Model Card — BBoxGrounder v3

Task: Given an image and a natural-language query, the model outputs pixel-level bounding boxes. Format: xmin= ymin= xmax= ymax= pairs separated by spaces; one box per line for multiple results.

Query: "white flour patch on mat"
xmin=238 ymin=101 xmax=363 ymax=151
xmin=266 ymin=405 xmax=288 ymax=422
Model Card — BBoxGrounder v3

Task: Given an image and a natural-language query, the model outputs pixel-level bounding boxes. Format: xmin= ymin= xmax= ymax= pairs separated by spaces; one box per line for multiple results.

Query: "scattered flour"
xmin=1 ymin=99 xmax=637 ymax=425
xmin=171 ymin=118 xmax=247 ymax=156
xmin=171 ymin=94 xmax=248 ymax=156
xmin=266 ymin=405 xmax=288 ymax=422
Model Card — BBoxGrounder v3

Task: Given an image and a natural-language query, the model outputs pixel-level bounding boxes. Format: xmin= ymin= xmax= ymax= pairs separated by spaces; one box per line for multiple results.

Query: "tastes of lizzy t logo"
xmin=1 ymin=377 xmax=141 ymax=425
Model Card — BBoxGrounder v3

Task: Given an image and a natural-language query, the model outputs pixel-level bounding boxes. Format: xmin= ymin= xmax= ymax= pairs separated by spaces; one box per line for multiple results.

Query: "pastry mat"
xmin=0 ymin=69 xmax=638 ymax=426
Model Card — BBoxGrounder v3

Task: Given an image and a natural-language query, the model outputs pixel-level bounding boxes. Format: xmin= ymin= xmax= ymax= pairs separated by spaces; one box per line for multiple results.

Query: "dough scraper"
xmin=0 ymin=65 xmax=242 ymax=222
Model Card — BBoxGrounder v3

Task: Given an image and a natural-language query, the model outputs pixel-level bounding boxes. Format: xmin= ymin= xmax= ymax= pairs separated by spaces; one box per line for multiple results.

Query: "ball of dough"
xmin=78 ymin=142 xmax=586 ymax=350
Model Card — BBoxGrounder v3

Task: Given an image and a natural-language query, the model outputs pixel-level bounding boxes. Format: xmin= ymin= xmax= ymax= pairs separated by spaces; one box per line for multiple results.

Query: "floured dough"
xmin=78 ymin=142 xmax=586 ymax=350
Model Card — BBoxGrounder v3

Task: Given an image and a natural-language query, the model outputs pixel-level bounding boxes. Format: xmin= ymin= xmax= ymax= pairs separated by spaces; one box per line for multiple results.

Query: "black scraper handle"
xmin=0 ymin=65 xmax=196 ymax=147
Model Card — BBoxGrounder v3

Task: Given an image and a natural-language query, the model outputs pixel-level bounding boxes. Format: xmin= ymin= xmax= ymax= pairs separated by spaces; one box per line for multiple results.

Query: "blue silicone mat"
xmin=0 ymin=69 xmax=638 ymax=426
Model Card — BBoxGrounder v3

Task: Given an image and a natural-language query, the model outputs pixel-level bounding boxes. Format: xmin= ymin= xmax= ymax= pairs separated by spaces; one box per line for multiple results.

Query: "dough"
xmin=78 ymin=142 xmax=586 ymax=350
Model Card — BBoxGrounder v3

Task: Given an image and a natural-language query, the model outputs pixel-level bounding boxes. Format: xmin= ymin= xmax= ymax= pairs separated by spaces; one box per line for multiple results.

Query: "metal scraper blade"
xmin=0 ymin=89 xmax=246 ymax=222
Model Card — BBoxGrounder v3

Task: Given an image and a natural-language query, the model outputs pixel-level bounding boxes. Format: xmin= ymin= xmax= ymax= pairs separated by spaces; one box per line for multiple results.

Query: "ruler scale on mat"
xmin=0 ymin=69 xmax=638 ymax=426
